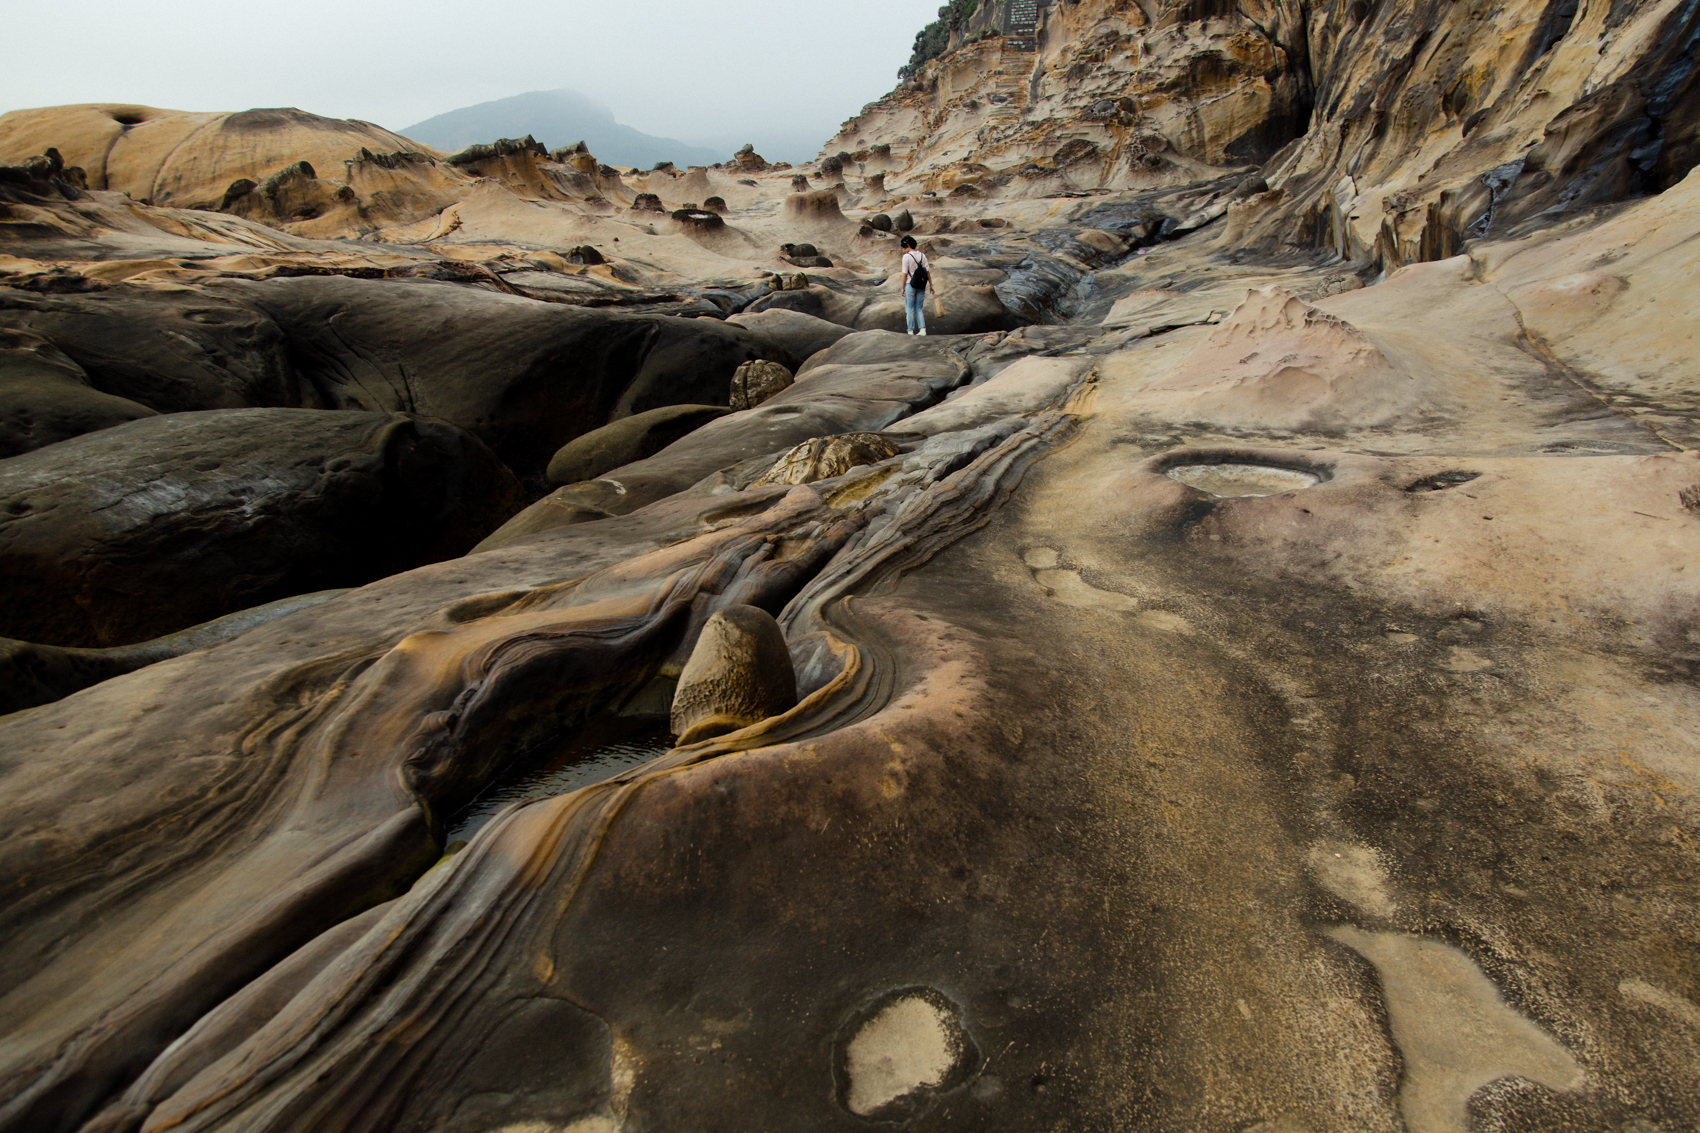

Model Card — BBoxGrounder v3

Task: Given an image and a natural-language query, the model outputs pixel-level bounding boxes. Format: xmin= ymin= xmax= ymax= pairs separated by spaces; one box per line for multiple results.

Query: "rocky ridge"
xmin=0 ymin=0 xmax=1696 ymax=1130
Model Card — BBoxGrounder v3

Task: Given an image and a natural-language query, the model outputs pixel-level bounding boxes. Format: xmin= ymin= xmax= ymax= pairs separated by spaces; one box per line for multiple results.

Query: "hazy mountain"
xmin=401 ymin=88 xmax=723 ymax=168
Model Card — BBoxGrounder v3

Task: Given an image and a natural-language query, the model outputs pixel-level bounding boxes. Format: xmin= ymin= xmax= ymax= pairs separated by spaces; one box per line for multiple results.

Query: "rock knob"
xmin=671 ymin=605 xmax=798 ymax=744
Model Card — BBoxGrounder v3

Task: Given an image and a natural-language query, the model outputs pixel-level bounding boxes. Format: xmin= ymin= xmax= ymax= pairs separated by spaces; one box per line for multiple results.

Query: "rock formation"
xmin=0 ymin=0 xmax=1697 ymax=1128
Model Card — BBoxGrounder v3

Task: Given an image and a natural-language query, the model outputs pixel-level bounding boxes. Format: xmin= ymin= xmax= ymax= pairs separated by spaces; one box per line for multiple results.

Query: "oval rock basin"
xmin=1165 ymin=462 xmax=1320 ymax=497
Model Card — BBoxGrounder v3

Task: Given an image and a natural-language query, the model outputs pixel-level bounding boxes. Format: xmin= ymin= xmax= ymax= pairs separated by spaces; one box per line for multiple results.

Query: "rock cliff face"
xmin=0 ymin=1 xmax=1697 ymax=1131
xmin=826 ymin=0 xmax=1700 ymax=266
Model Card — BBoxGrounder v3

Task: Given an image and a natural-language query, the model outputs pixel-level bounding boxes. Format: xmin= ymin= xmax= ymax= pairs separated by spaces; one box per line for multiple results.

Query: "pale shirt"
xmin=901 ymin=250 xmax=931 ymax=291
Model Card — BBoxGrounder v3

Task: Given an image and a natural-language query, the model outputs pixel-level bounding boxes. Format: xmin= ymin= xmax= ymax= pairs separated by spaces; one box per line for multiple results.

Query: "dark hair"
xmin=899 ymin=235 xmax=917 ymax=249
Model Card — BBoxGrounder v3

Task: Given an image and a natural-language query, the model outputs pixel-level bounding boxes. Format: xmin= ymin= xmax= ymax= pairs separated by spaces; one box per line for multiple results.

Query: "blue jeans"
xmin=904 ymin=283 xmax=927 ymax=333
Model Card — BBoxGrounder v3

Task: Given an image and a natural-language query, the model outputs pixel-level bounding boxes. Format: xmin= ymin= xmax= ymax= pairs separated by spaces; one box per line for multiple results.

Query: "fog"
xmin=0 ymin=0 xmax=942 ymax=161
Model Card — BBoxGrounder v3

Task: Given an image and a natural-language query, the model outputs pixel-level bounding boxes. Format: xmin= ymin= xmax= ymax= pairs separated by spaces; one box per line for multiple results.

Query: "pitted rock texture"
xmin=669 ymin=604 xmax=800 ymax=744
xmin=0 ymin=0 xmax=1697 ymax=1128
xmin=753 ymin=431 xmax=903 ymax=486
xmin=729 ymin=358 xmax=795 ymax=409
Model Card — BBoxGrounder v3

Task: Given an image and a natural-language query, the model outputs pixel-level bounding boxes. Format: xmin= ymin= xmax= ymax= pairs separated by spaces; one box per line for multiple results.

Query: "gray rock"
xmin=0 ymin=328 xmax=155 ymax=457
xmin=0 ymin=408 xmax=520 ymax=646
xmin=546 ymin=404 xmax=731 ymax=485
xmin=725 ymin=309 xmax=854 ymax=366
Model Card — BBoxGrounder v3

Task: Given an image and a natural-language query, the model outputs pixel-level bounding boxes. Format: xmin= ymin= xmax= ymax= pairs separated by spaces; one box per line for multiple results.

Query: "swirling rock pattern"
xmin=0 ymin=0 xmax=1697 ymax=1127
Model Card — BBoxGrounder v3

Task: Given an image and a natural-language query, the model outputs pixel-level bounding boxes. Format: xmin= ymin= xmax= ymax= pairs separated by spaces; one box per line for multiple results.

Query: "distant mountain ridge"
xmin=402 ymin=89 xmax=722 ymax=168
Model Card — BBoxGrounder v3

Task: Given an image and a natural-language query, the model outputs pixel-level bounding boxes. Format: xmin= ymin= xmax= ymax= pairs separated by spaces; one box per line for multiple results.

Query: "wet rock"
xmin=545 ymin=403 xmax=731 ymax=486
xmin=724 ymin=308 xmax=854 ymax=364
xmin=0 ymin=327 xmax=155 ymax=456
xmin=0 ymin=408 xmax=521 ymax=646
xmin=0 ymin=284 xmax=300 ymax=414
xmin=477 ymin=331 xmax=967 ymax=548
xmin=0 ymin=588 xmax=348 ymax=713
xmin=753 ymin=432 xmax=901 ymax=486
xmin=729 ymin=359 xmax=794 ymax=410
xmin=670 ymin=604 xmax=798 ymax=744
xmin=216 ymin=275 xmax=773 ymax=478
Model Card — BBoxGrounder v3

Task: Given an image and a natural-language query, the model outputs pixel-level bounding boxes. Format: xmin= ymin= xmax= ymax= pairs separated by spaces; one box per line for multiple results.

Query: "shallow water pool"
xmin=445 ymin=721 xmax=674 ymax=845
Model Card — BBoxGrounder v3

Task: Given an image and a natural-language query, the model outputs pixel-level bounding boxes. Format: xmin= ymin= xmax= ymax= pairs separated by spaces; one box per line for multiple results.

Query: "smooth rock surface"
xmin=0 ymin=408 xmax=519 ymax=645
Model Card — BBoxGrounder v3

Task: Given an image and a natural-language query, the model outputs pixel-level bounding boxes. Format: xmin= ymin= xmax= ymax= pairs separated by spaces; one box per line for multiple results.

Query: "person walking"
xmin=900 ymin=235 xmax=935 ymax=335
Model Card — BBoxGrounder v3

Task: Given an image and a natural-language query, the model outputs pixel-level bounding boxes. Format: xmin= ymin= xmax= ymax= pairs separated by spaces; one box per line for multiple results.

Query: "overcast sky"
xmin=0 ymin=0 xmax=941 ymax=160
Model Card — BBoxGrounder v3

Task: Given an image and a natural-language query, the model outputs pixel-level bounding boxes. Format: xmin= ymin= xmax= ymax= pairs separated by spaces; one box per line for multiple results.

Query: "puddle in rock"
xmin=444 ymin=717 xmax=673 ymax=845
xmin=1166 ymin=462 xmax=1320 ymax=497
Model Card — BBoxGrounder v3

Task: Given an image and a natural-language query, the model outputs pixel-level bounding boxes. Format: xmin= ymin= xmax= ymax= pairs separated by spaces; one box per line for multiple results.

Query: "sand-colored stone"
xmin=0 ymin=0 xmax=1696 ymax=1127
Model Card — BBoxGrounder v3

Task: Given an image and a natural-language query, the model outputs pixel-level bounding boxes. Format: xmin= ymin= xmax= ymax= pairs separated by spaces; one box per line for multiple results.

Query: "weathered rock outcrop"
xmin=0 ymin=1 xmax=1698 ymax=1128
xmin=828 ymin=0 xmax=1700 ymax=270
xmin=0 ymin=104 xmax=423 ymax=207
xmin=0 ymin=327 xmax=155 ymax=456
xmin=0 ymin=408 xmax=519 ymax=646
xmin=545 ymin=403 xmax=732 ymax=485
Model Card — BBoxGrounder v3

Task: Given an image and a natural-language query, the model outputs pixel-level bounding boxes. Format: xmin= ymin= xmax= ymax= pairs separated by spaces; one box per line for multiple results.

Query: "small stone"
xmin=670 ymin=605 xmax=798 ymax=744
xmin=754 ymin=433 xmax=901 ymax=487
xmin=729 ymin=359 xmax=794 ymax=410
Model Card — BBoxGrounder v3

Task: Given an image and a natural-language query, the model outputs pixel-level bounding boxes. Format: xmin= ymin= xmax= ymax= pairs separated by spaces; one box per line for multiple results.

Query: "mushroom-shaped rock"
xmin=631 ymin=192 xmax=665 ymax=212
xmin=754 ymin=432 xmax=901 ymax=487
xmin=545 ymin=403 xmax=731 ymax=485
xmin=894 ymin=208 xmax=914 ymax=231
xmin=702 ymin=195 xmax=727 ymax=213
xmin=785 ymin=189 xmax=846 ymax=223
xmin=670 ymin=604 xmax=798 ymax=744
xmin=868 ymin=213 xmax=894 ymax=232
xmin=791 ymin=174 xmax=809 ymax=192
xmin=729 ymin=359 xmax=794 ymax=410
xmin=672 ymin=207 xmax=725 ymax=232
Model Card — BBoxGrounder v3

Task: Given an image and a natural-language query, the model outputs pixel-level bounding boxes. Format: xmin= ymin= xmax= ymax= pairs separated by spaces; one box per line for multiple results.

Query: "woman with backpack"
xmin=900 ymin=235 xmax=935 ymax=335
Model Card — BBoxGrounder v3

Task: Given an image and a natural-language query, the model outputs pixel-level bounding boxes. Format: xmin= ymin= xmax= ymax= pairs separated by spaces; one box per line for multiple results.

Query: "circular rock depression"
xmin=1165 ymin=462 xmax=1320 ymax=497
xmin=836 ymin=987 xmax=978 ymax=1119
